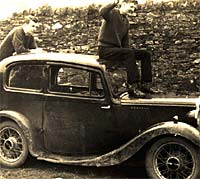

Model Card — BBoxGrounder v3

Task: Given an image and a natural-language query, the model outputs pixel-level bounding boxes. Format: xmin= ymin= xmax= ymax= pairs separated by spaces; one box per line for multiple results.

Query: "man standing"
xmin=98 ymin=0 xmax=155 ymax=97
xmin=0 ymin=15 xmax=39 ymax=61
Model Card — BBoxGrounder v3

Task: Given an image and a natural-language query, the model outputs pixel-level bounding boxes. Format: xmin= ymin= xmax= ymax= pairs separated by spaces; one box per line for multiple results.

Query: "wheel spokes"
xmin=156 ymin=142 xmax=194 ymax=179
xmin=0 ymin=127 xmax=24 ymax=162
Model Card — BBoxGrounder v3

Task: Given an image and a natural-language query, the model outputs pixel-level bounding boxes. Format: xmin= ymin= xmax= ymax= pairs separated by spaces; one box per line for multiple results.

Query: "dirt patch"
xmin=1 ymin=157 xmax=148 ymax=179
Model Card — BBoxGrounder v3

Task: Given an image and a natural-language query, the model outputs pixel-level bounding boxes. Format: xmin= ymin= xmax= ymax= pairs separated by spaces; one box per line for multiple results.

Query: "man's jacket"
xmin=98 ymin=3 xmax=130 ymax=48
xmin=0 ymin=26 xmax=37 ymax=61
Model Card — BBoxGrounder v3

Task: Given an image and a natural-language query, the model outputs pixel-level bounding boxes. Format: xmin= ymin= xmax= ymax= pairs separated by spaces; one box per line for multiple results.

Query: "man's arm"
xmin=99 ymin=0 xmax=119 ymax=20
xmin=122 ymin=32 xmax=129 ymax=48
xmin=12 ymin=29 xmax=30 ymax=54
xmin=28 ymin=36 xmax=37 ymax=49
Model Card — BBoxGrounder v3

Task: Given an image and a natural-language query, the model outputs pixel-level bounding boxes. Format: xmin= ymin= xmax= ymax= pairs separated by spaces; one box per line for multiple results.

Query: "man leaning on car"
xmin=0 ymin=15 xmax=39 ymax=61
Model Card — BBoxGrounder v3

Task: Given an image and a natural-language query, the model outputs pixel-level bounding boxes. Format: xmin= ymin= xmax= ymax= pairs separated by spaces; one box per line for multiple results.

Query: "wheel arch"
xmin=142 ymin=132 xmax=199 ymax=153
xmin=142 ymin=122 xmax=200 ymax=150
xmin=94 ymin=121 xmax=200 ymax=167
xmin=0 ymin=110 xmax=36 ymax=156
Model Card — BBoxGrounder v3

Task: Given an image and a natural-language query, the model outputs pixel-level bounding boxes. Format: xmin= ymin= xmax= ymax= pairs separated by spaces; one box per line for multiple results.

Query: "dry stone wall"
xmin=0 ymin=0 xmax=199 ymax=96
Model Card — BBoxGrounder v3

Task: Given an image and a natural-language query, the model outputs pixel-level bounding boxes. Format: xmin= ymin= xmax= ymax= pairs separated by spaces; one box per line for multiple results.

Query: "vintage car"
xmin=0 ymin=52 xmax=199 ymax=179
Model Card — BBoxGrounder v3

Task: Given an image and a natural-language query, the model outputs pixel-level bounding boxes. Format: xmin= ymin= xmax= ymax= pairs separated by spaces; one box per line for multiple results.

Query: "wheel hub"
xmin=3 ymin=137 xmax=18 ymax=151
xmin=166 ymin=156 xmax=181 ymax=171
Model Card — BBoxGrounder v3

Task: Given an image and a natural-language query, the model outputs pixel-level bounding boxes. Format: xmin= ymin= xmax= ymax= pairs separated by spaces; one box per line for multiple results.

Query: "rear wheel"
xmin=145 ymin=137 xmax=200 ymax=179
xmin=0 ymin=121 xmax=28 ymax=168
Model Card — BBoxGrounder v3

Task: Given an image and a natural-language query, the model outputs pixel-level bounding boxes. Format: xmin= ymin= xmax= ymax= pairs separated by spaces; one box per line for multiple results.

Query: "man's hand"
xmin=29 ymin=48 xmax=45 ymax=54
xmin=119 ymin=0 xmax=125 ymax=4
xmin=13 ymin=48 xmax=45 ymax=56
xmin=114 ymin=0 xmax=120 ymax=6
xmin=114 ymin=0 xmax=124 ymax=6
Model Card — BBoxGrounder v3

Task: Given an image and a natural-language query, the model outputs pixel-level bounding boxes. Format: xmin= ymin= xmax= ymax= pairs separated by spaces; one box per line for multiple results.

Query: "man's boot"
xmin=127 ymin=83 xmax=146 ymax=98
xmin=140 ymin=82 xmax=157 ymax=94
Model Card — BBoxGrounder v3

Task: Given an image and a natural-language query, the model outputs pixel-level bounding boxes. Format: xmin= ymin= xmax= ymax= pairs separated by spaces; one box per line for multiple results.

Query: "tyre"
xmin=145 ymin=137 xmax=200 ymax=179
xmin=0 ymin=120 xmax=28 ymax=168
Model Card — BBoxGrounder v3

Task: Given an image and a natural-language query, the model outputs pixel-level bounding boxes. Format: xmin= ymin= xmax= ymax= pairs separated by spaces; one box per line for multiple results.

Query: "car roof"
xmin=0 ymin=52 xmax=104 ymax=70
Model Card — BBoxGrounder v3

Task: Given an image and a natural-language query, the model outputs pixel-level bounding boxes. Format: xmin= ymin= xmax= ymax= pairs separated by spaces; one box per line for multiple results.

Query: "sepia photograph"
xmin=0 ymin=0 xmax=200 ymax=178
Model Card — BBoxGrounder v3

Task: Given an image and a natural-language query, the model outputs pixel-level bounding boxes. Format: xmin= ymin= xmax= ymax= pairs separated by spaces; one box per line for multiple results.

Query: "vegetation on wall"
xmin=0 ymin=0 xmax=199 ymax=95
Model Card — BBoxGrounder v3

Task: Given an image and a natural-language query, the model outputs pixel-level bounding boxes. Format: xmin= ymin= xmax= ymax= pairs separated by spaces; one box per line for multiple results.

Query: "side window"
xmin=57 ymin=67 xmax=89 ymax=87
xmin=7 ymin=64 xmax=45 ymax=90
xmin=50 ymin=66 xmax=104 ymax=97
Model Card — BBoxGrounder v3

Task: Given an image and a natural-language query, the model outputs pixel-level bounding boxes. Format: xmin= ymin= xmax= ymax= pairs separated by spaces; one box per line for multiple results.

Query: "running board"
xmin=37 ymin=153 xmax=109 ymax=167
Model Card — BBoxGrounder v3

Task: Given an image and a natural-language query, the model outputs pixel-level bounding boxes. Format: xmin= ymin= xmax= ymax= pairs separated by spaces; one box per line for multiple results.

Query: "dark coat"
xmin=0 ymin=26 xmax=37 ymax=61
xmin=98 ymin=3 xmax=130 ymax=48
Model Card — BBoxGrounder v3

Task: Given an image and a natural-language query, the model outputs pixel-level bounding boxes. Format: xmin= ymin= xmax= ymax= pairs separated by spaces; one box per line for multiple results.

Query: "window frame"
xmin=47 ymin=63 xmax=106 ymax=99
xmin=4 ymin=62 xmax=46 ymax=93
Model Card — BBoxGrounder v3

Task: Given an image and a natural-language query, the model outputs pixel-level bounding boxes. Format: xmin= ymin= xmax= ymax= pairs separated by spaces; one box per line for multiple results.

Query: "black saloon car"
xmin=0 ymin=52 xmax=200 ymax=179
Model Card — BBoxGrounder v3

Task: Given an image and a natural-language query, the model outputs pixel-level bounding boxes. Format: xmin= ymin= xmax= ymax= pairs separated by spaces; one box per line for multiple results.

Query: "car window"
xmin=7 ymin=64 xmax=45 ymax=90
xmin=50 ymin=66 xmax=104 ymax=97
xmin=57 ymin=67 xmax=89 ymax=87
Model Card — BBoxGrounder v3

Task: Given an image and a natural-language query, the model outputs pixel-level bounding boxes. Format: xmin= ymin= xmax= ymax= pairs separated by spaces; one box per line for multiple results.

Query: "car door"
xmin=43 ymin=63 xmax=120 ymax=156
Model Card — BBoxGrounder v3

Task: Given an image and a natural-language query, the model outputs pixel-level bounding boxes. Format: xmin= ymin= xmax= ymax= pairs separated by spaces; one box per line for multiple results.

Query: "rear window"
xmin=7 ymin=64 xmax=45 ymax=90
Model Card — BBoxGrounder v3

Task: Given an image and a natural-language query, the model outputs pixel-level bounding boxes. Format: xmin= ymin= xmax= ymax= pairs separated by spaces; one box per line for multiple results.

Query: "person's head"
xmin=23 ymin=15 xmax=39 ymax=35
xmin=118 ymin=0 xmax=137 ymax=15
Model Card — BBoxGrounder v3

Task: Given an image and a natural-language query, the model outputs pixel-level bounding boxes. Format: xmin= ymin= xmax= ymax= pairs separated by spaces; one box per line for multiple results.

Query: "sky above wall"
xmin=0 ymin=0 xmax=174 ymax=20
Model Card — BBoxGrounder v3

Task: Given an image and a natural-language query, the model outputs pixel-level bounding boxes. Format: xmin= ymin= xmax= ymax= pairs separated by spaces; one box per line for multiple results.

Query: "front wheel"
xmin=0 ymin=120 xmax=28 ymax=168
xmin=145 ymin=137 xmax=200 ymax=179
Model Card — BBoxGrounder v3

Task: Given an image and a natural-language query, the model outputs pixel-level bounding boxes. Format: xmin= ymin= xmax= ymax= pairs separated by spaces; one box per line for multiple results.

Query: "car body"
xmin=0 ymin=52 xmax=200 ymax=179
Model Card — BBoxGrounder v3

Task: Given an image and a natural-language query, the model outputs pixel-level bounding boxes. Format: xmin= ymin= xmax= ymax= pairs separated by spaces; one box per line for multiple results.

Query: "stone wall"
xmin=0 ymin=0 xmax=200 ymax=96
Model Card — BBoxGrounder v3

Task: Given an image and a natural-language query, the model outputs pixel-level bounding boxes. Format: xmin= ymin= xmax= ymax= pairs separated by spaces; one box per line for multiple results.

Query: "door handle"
xmin=101 ymin=105 xmax=111 ymax=109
